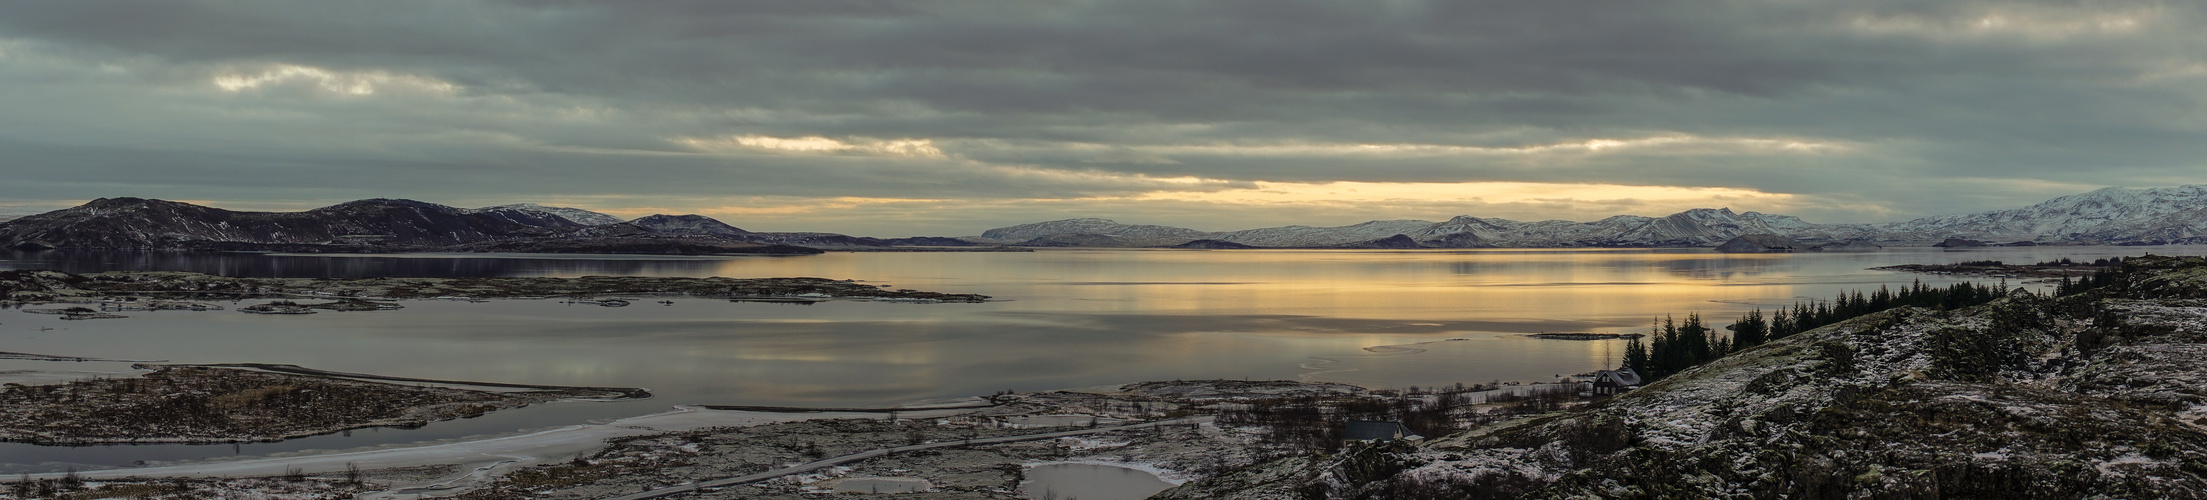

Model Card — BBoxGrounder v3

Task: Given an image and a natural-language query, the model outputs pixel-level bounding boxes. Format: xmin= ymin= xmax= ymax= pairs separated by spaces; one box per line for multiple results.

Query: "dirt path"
xmin=601 ymin=415 xmax=1215 ymax=500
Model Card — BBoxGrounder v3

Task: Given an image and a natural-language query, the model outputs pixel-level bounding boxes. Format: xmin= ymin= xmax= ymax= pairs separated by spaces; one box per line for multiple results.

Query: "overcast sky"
xmin=2 ymin=1 xmax=2202 ymax=235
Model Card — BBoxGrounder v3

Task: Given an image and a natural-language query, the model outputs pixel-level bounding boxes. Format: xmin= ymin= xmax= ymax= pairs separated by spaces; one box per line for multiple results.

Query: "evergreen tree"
xmin=1622 ymin=337 xmax=1649 ymax=375
xmin=1732 ymin=309 xmax=1768 ymax=349
xmin=1680 ymin=313 xmax=1713 ymax=365
xmin=1771 ymin=308 xmax=1797 ymax=339
xmin=1650 ymin=316 xmax=1684 ymax=380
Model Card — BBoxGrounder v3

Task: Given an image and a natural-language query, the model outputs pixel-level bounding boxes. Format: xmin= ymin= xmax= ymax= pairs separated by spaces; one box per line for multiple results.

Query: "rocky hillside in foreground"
xmin=966 ymin=185 xmax=2207 ymax=248
xmin=0 ymin=198 xmax=922 ymax=253
xmin=1160 ymin=255 xmax=2207 ymax=499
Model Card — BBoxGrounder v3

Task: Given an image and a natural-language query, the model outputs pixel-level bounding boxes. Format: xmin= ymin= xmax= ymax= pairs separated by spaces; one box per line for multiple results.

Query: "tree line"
xmin=1623 ymin=267 xmax=2123 ymax=383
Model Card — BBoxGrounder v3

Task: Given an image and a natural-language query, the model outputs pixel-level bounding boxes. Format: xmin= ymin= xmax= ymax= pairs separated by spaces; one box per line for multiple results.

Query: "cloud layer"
xmin=1 ymin=1 xmax=2201 ymax=235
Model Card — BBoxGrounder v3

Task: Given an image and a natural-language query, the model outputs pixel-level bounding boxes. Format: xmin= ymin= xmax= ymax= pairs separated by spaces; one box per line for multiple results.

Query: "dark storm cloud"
xmin=0 ymin=0 xmax=2202 ymax=233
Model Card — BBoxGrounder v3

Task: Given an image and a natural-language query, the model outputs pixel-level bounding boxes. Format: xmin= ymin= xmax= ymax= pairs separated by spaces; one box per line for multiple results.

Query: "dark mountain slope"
xmin=0 ymin=198 xmax=575 ymax=250
xmin=0 ymin=199 xmax=851 ymax=254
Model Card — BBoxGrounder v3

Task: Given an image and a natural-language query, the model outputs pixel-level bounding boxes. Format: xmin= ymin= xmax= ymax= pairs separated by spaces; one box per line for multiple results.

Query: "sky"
xmin=1 ymin=1 xmax=2203 ymax=236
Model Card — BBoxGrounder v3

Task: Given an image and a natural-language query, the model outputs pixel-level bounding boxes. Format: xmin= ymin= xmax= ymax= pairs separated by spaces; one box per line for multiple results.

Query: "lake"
xmin=1 ymin=246 xmax=2197 ymax=472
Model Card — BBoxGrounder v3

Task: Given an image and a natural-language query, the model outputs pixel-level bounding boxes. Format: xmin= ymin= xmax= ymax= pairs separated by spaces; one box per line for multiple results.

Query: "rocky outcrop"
xmin=1163 ymin=256 xmax=2207 ymax=499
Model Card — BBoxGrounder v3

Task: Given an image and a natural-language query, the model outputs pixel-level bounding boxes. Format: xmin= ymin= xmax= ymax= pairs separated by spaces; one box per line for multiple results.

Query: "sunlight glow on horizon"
xmin=212 ymin=64 xmax=460 ymax=95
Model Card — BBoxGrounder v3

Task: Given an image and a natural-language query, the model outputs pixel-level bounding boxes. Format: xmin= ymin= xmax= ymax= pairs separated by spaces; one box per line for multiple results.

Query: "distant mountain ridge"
xmin=1872 ymin=185 xmax=2207 ymax=243
xmin=11 ymin=185 xmax=2207 ymax=252
xmin=0 ymin=198 xmax=873 ymax=254
xmin=966 ymin=185 xmax=2207 ymax=248
xmin=969 ymin=208 xmax=1871 ymax=248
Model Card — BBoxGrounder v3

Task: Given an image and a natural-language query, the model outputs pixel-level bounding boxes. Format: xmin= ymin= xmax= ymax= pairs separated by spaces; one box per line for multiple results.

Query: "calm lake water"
xmin=2 ymin=246 xmax=2200 ymax=473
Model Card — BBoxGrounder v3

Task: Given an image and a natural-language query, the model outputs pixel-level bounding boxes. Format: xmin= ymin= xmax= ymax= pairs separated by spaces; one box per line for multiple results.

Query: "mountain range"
xmin=6 ymin=185 xmax=2207 ymax=253
xmin=0 ymin=198 xmax=911 ymax=254
xmin=964 ymin=186 xmax=2207 ymax=248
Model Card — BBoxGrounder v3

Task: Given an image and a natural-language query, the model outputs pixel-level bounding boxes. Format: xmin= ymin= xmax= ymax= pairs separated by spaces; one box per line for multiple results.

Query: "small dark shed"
xmin=1343 ymin=420 xmax=1420 ymax=443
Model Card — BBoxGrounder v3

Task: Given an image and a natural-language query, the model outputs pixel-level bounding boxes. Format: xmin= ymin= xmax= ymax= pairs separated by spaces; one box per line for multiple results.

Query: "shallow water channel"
xmin=1024 ymin=463 xmax=1175 ymax=500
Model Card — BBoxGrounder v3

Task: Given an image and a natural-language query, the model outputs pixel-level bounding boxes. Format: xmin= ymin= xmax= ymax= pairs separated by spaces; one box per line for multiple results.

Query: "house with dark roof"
xmin=1591 ymin=368 xmax=1643 ymax=395
xmin=1343 ymin=420 xmax=1421 ymax=443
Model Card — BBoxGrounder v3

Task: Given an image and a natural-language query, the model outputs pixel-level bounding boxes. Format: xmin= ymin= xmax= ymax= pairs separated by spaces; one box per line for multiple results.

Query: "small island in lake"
xmin=1528 ymin=332 xmax=1645 ymax=340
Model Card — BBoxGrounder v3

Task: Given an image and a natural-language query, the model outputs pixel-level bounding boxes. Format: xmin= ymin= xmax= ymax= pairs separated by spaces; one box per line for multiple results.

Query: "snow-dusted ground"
xmin=1170 ymin=259 xmax=2207 ymax=498
xmin=31 ymin=405 xmax=984 ymax=497
xmin=0 ymin=366 xmax=141 ymax=386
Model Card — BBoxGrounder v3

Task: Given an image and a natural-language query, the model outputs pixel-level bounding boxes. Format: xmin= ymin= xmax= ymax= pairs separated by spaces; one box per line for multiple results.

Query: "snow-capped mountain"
xmin=978 ymin=218 xmax=1218 ymax=247
xmin=469 ymin=203 xmax=625 ymax=226
xmin=0 ymin=198 xmax=581 ymax=250
xmin=974 ymin=209 xmax=1882 ymax=248
xmin=0 ymin=198 xmax=886 ymax=252
xmin=1876 ymin=186 xmax=2207 ymax=244
xmin=970 ymin=185 xmax=2207 ymax=248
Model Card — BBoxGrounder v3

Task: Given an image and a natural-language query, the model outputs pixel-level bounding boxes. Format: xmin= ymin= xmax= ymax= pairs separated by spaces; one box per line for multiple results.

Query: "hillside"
xmin=1160 ymin=255 xmax=2207 ymax=498
xmin=1877 ymin=185 xmax=2207 ymax=244
xmin=0 ymin=198 xmax=581 ymax=251
xmin=0 ymin=198 xmax=877 ymax=254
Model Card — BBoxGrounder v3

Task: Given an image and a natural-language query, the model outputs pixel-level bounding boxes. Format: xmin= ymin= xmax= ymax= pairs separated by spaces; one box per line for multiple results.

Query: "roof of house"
xmin=1344 ymin=420 xmax=1417 ymax=441
xmin=1596 ymin=368 xmax=1644 ymax=386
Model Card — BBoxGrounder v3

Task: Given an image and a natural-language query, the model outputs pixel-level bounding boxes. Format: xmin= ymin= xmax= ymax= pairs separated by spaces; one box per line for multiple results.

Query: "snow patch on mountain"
xmin=470 ymin=203 xmax=625 ymax=226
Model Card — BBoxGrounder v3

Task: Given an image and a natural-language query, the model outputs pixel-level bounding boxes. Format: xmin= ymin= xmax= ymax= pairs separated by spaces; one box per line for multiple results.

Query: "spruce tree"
xmin=1732 ymin=309 xmax=1767 ymax=349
